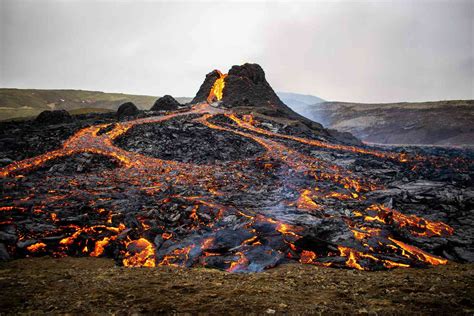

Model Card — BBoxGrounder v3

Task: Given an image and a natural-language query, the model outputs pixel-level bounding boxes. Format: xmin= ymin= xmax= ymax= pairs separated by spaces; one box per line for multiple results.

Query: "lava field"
xmin=0 ymin=64 xmax=473 ymax=272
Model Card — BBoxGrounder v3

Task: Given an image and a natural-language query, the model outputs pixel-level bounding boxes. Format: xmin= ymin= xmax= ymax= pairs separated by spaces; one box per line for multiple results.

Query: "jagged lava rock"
xmin=116 ymin=102 xmax=139 ymax=119
xmin=150 ymin=95 xmax=181 ymax=111
xmin=35 ymin=110 xmax=73 ymax=125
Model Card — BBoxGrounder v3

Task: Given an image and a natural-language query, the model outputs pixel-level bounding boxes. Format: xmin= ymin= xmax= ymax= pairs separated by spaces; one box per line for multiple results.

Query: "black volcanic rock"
xmin=115 ymin=115 xmax=265 ymax=164
xmin=222 ymin=63 xmax=329 ymax=133
xmin=0 ymin=243 xmax=10 ymax=261
xmin=327 ymin=129 xmax=362 ymax=146
xmin=191 ymin=70 xmax=222 ymax=104
xmin=150 ymin=95 xmax=181 ymax=111
xmin=35 ymin=110 xmax=73 ymax=125
xmin=190 ymin=63 xmax=333 ymax=135
xmin=222 ymin=63 xmax=283 ymax=108
xmin=116 ymin=102 xmax=139 ymax=119
xmin=1 ymin=85 xmax=474 ymax=273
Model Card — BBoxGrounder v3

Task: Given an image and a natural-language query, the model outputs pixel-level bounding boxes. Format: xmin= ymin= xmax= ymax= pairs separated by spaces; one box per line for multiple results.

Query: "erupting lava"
xmin=207 ymin=70 xmax=227 ymax=103
xmin=0 ymin=66 xmax=462 ymax=272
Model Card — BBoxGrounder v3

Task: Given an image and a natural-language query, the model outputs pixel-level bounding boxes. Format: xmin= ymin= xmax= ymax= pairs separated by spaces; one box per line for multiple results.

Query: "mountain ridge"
xmin=303 ymin=100 xmax=474 ymax=146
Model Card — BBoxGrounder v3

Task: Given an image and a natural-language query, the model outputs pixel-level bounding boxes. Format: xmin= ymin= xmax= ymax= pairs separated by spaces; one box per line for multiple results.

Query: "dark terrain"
xmin=0 ymin=63 xmax=473 ymax=313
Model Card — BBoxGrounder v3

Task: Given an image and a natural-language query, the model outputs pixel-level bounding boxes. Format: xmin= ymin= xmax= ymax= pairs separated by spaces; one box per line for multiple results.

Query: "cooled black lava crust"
xmin=35 ymin=153 xmax=119 ymax=176
xmin=114 ymin=116 xmax=266 ymax=164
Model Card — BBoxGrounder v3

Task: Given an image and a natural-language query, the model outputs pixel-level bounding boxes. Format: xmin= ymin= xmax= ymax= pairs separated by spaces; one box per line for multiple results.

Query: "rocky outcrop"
xmin=193 ymin=63 xmax=335 ymax=136
xmin=221 ymin=63 xmax=284 ymax=109
xmin=150 ymin=95 xmax=181 ymax=111
xmin=116 ymin=102 xmax=139 ymax=119
xmin=35 ymin=110 xmax=73 ymax=125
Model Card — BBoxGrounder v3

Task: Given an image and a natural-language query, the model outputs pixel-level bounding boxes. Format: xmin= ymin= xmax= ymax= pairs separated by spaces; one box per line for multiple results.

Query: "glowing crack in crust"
xmin=0 ymin=80 xmax=456 ymax=271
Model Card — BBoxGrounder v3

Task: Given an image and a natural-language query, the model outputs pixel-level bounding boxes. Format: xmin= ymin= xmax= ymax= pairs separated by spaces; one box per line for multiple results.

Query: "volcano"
xmin=0 ymin=63 xmax=473 ymax=272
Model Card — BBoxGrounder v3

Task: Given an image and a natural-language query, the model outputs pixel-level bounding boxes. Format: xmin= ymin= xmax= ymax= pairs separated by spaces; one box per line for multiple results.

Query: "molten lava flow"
xmin=123 ymin=238 xmax=156 ymax=267
xmin=0 ymin=100 xmax=458 ymax=272
xmin=0 ymin=206 xmax=16 ymax=212
xmin=158 ymin=245 xmax=193 ymax=266
xmin=295 ymin=189 xmax=321 ymax=210
xmin=351 ymin=226 xmax=381 ymax=240
xmin=299 ymin=250 xmax=317 ymax=264
xmin=338 ymin=246 xmax=367 ymax=270
xmin=389 ymin=238 xmax=447 ymax=266
xmin=365 ymin=204 xmax=454 ymax=237
xmin=338 ymin=246 xmax=411 ymax=270
xmin=227 ymin=252 xmax=248 ymax=272
xmin=90 ymin=236 xmax=113 ymax=257
xmin=27 ymin=242 xmax=47 ymax=252
xmin=207 ymin=70 xmax=227 ymax=103
xmin=0 ymin=103 xmax=226 ymax=178
xmin=226 ymin=114 xmax=409 ymax=162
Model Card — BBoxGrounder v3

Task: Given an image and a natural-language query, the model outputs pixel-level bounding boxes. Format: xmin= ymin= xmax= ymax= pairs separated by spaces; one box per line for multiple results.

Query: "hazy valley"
xmin=280 ymin=96 xmax=474 ymax=146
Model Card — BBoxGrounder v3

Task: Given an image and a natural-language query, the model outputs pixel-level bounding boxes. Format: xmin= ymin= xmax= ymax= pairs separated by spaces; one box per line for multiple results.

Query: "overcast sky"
xmin=1 ymin=0 xmax=473 ymax=102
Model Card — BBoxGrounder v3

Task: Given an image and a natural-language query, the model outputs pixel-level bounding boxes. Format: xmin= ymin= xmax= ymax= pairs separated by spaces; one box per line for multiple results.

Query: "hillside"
xmin=276 ymin=92 xmax=325 ymax=105
xmin=276 ymin=92 xmax=325 ymax=118
xmin=302 ymin=100 xmax=474 ymax=146
xmin=0 ymin=89 xmax=191 ymax=120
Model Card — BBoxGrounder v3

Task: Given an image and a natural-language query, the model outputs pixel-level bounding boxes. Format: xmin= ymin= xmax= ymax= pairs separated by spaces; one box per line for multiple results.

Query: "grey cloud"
xmin=1 ymin=0 xmax=473 ymax=102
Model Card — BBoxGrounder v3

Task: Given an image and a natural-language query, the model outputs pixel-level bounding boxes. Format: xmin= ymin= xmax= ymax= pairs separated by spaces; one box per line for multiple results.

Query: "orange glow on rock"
xmin=389 ymin=237 xmax=447 ymax=266
xmin=26 ymin=242 xmax=47 ymax=252
xmin=207 ymin=71 xmax=227 ymax=103
xmin=122 ymin=238 xmax=156 ymax=267
xmin=299 ymin=250 xmax=317 ymax=264
xmin=0 ymin=96 xmax=458 ymax=272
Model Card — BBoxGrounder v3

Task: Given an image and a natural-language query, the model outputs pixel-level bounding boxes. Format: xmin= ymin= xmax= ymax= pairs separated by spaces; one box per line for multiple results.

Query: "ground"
xmin=0 ymin=258 xmax=472 ymax=314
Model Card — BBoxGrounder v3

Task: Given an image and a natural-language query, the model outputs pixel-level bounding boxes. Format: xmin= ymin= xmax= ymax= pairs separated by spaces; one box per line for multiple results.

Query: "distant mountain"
xmin=277 ymin=92 xmax=325 ymax=105
xmin=0 ymin=89 xmax=191 ymax=121
xmin=276 ymin=92 xmax=325 ymax=118
xmin=304 ymin=100 xmax=474 ymax=146
xmin=276 ymin=91 xmax=474 ymax=146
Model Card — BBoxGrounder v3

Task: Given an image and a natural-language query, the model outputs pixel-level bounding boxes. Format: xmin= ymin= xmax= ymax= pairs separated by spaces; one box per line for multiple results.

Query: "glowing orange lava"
xmin=123 ymin=238 xmax=156 ymax=267
xmin=0 ymin=90 xmax=456 ymax=271
xmin=207 ymin=70 xmax=228 ymax=103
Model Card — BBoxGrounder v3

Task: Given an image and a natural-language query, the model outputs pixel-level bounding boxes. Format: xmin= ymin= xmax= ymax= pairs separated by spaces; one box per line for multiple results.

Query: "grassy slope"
xmin=0 ymin=88 xmax=192 ymax=121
